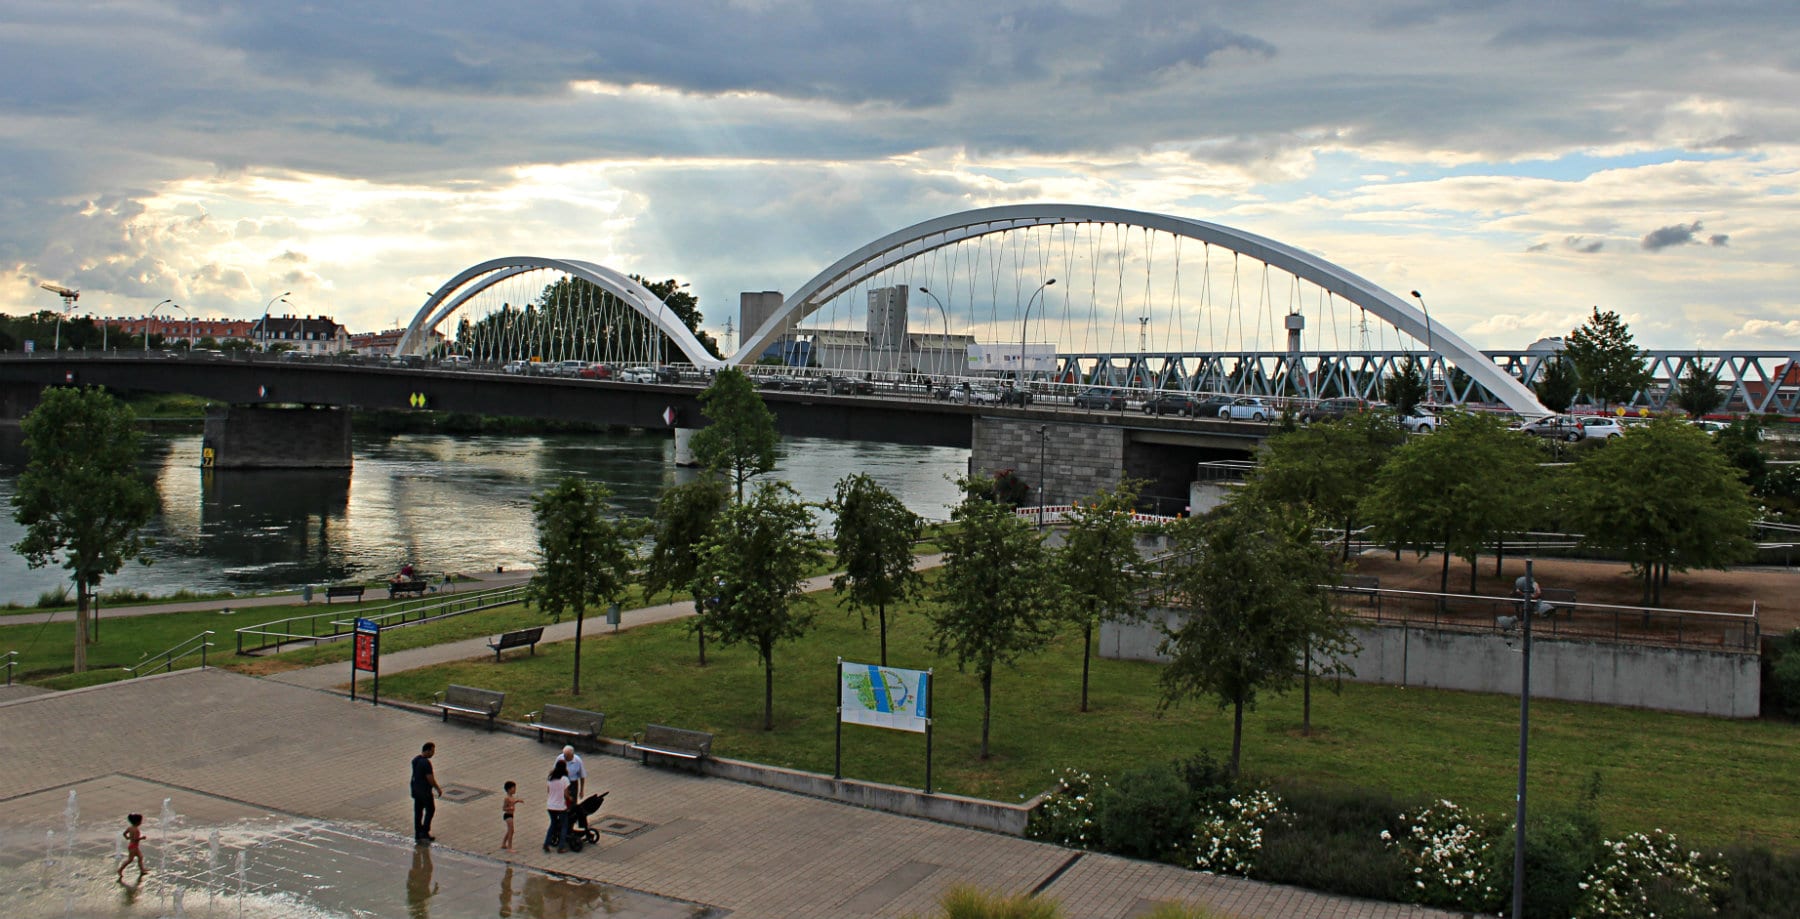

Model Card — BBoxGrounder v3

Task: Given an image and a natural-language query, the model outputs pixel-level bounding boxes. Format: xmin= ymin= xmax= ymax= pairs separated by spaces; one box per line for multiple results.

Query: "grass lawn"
xmin=362 ymin=588 xmax=1800 ymax=852
xmin=0 ymin=605 xmax=264 ymax=689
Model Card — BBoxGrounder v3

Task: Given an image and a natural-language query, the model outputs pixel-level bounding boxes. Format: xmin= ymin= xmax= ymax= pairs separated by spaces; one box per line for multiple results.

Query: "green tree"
xmin=1056 ymin=482 xmax=1150 ymax=712
xmin=1564 ymin=307 xmax=1653 ymax=409
xmin=930 ymin=484 xmax=1059 ymax=759
xmin=9 ymin=387 xmax=157 ymax=673
xmin=1672 ymin=355 xmax=1725 ymax=418
xmin=1247 ymin=411 xmax=1406 ymax=560
xmin=828 ymin=473 xmax=924 ymax=667
xmin=1533 ymin=355 xmax=1580 ymax=413
xmin=528 ymin=478 xmax=640 ymax=694
xmin=1156 ymin=494 xmax=1351 ymax=775
xmin=690 ymin=482 xmax=824 ymax=730
xmin=642 ymin=478 xmax=731 ymax=664
xmin=1382 ymin=355 xmax=1428 ymax=417
xmin=1359 ymin=412 xmax=1542 ymax=595
xmin=691 ymin=368 xmax=779 ymax=503
xmin=1565 ymin=417 xmax=1756 ymax=604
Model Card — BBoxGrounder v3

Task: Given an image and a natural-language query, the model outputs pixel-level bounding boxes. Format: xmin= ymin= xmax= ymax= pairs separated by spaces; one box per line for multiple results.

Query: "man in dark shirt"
xmin=411 ymin=742 xmax=442 ymax=843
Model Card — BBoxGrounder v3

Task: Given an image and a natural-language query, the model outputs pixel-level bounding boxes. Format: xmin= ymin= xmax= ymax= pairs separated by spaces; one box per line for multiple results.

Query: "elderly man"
xmin=558 ymin=745 xmax=586 ymax=799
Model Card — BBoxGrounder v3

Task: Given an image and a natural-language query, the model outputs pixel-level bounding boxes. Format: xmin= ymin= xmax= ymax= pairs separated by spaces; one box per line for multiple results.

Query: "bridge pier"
xmin=202 ymin=405 xmax=352 ymax=469
xmin=673 ymin=427 xmax=699 ymax=467
xmin=971 ymin=418 xmax=1125 ymax=510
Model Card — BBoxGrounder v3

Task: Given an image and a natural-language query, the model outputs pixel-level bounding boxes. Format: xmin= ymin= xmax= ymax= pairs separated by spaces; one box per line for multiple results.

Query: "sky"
xmin=2 ymin=0 xmax=1797 ymax=354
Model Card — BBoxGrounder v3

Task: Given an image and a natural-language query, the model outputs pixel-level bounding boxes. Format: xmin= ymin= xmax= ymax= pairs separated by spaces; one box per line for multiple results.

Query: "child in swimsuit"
xmin=117 ymin=813 xmax=146 ymax=880
xmin=500 ymin=781 xmax=521 ymax=851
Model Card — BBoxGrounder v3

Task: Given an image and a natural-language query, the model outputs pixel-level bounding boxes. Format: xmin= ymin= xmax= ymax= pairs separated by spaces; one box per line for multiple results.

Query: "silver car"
xmin=1218 ymin=397 xmax=1271 ymax=421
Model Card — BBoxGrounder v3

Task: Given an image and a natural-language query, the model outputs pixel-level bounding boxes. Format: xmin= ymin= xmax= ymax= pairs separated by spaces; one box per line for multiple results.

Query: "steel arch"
xmin=739 ymin=204 xmax=1548 ymax=416
xmin=398 ymin=257 xmax=723 ymax=367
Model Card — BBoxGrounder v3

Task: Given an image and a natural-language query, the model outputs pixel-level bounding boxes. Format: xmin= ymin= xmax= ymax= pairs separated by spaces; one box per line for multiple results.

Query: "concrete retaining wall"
xmin=1101 ymin=614 xmax=1762 ymax=718
xmin=203 ymin=404 xmax=352 ymax=469
xmin=972 ymin=417 xmax=1124 ymax=506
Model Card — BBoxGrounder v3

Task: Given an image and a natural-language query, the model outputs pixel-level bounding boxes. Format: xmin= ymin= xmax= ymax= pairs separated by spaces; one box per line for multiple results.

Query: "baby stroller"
xmin=566 ymin=792 xmax=608 ymax=851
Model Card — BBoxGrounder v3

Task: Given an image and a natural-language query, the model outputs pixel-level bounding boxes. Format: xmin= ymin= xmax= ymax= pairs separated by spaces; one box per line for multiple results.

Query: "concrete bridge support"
xmin=971 ymin=418 xmax=1126 ymax=508
xmin=202 ymin=405 xmax=352 ymax=469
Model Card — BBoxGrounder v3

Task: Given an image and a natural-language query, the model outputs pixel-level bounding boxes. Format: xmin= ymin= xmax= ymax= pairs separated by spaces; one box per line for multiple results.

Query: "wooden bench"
xmin=433 ymin=684 xmax=506 ymax=730
xmin=388 ymin=578 xmax=430 ymax=599
xmin=486 ymin=627 xmax=544 ymax=662
xmin=525 ymin=704 xmax=605 ymax=745
xmin=324 ymin=585 xmax=365 ymax=603
xmin=628 ymin=724 xmax=713 ymax=771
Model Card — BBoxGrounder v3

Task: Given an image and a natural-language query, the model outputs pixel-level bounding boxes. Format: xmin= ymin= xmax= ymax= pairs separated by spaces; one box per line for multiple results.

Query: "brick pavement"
xmin=1 ymin=668 xmax=1463 ymax=919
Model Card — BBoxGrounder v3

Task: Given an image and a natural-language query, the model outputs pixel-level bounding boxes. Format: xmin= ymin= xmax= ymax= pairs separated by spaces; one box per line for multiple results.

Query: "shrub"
xmin=1026 ymin=768 xmax=1105 ymax=849
xmin=1766 ymin=630 xmax=1800 ymax=718
xmin=924 ymin=885 xmax=1063 ymax=919
xmin=1095 ymin=762 xmax=1197 ymax=862
xmin=1176 ymin=750 xmax=1234 ymax=803
xmin=1188 ymin=788 xmax=1282 ymax=877
xmin=1256 ymin=785 xmax=1413 ymax=901
xmin=1573 ymin=830 xmax=1727 ymax=919
xmin=1486 ymin=805 xmax=1605 ymax=919
xmin=35 ymin=584 xmax=71 ymax=608
xmin=1381 ymin=799 xmax=1505 ymax=912
xmin=1716 ymin=845 xmax=1800 ymax=919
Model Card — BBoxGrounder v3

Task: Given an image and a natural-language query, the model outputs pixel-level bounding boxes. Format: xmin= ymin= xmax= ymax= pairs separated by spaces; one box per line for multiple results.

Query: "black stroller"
xmin=565 ymin=792 xmax=607 ymax=851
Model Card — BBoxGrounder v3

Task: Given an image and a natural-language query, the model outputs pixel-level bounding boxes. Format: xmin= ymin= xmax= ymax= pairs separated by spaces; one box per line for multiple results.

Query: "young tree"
xmin=1247 ymin=411 xmax=1406 ymax=559
xmin=930 ymin=485 xmax=1059 ymax=759
xmin=1533 ymin=355 xmax=1580 ymax=413
xmin=690 ymin=482 xmax=824 ymax=730
xmin=10 ymin=387 xmax=157 ymax=673
xmin=1565 ymin=417 xmax=1756 ymax=604
xmin=1359 ymin=412 xmax=1542 ymax=595
xmin=642 ymin=478 xmax=731 ymax=664
xmin=1056 ymin=482 xmax=1150 ymax=712
xmin=1156 ymin=494 xmax=1351 ymax=775
xmin=1382 ymin=354 xmax=1428 ymax=417
xmin=528 ymin=478 xmax=640 ymax=694
xmin=1564 ymin=307 xmax=1653 ymax=409
xmin=828 ymin=473 xmax=924 ymax=667
xmin=691 ymin=368 xmax=780 ymax=503
xmin=1672 ymin=355 xmax=1725 ymax=418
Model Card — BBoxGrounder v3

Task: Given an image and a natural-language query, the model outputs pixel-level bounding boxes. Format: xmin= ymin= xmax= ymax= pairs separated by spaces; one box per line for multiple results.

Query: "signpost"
xmin=352 ymin=617 xmax=380 ymax=705
xmin=835 ymin=658 xmax=934 ymax=792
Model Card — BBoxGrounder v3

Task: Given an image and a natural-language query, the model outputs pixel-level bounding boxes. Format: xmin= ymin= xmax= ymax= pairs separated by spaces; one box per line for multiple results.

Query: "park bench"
xmin=628 ymin=723 xmax=713 ymax=772
xmin=1340 ymin=575 xmax=1380 ymax=612
xmin=524 ymin=704 xmax=605 ymax=745
xmin=486 ymin=627 xmax=544 ymax=662
xmin=324 ymin=585 xmax=365 ymax=603
xmin=388 ymin=578 xmax=430 ymax=599
xmin=432 ymin=684 xmax=506 ymax=730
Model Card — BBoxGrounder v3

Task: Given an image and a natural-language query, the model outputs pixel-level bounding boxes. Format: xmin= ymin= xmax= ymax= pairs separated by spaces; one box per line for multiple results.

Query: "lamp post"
xmin=1512 ymin=557 xmax=1536 ymax=919
xmin=917 ymin=287 xmax=951 ymax=379
xmin=260 ymin=291 xmax=291 ymax=352
xmin=1017 ymin=278 xmax=1057 ymax=388
xmin=143 ymin=299 xmax=173 ymax=352
xmin=1037 ymin=424 xmax=1049 ymax=531
xmin=1410 ymin=290 xmax=1435 ymax=401
xmin=1138 ymin=315 xmax=1150 ymax=391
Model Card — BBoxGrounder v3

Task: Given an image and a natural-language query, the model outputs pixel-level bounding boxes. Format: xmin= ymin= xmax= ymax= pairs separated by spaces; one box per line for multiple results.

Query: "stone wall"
xmin=202 ymin=404 xmax=352 ymax=469
xmin=971 ymin=417 xmax=1125 ymax=505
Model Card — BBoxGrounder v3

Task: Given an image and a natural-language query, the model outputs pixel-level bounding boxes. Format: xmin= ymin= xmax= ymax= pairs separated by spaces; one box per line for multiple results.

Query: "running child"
xmin=117 ymin=813 xmax=146 ymax=880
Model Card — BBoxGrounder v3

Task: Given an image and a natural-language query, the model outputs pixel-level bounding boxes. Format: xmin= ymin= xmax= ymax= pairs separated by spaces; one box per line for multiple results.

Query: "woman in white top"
xmin=543 ymin=759 xmax=571 ymax=852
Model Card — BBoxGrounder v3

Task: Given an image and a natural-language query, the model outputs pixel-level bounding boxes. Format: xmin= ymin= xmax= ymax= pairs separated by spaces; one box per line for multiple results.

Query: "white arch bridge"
xmin=398 ymin=205 xmax=1560 ymax=414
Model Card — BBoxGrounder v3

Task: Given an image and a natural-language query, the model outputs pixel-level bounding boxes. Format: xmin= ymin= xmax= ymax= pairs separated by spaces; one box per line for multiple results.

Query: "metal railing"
xmin=127 ymin=631 xmax=215 ymax=678
xmin=1326 ymin=586 xmax=1759 ymax=653
xmin=3 ymin=650 xmax=16 ymax=686
xmin=234 ymin=583 xmax=529 ymax=655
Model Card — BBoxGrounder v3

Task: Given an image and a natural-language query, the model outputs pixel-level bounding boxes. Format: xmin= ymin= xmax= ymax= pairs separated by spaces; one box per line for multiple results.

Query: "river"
xmin=0 ymin=430 xmax=969 ymax=607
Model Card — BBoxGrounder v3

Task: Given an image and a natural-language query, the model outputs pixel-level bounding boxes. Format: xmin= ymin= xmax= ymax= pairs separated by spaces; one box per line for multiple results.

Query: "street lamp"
xmin=1411 ymin=290 xmax=1435 ymax=400
xmin=260 ymin=291 xmax=291 ymax=352
xmin=1138 ymin=315 xmax=1151 ymax=391
xmin=143 ymin=299 xmax=173 ymax=353
xmin=917 ymin=287 xmax=951 ymax=380
xmin=1016 ymin=279 xmax=1057 ymax=388
xmin=1507 ymin=557 xmax=1543 ymax=919
xmin=1037 ymin=424 xmax=1049 ymax=531
xmin=652 ymin=281 xmax=689 ymax=367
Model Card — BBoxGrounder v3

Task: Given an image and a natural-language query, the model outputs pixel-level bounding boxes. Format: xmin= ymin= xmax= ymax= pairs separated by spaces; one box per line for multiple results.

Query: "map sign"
xmin=839 ymin=661 xmax=930 ymax=733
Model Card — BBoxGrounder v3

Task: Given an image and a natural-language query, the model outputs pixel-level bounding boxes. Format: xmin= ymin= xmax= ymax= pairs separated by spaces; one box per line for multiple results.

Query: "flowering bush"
xmin=1380 ymin=799 xmax=1502 ymax=910
xmin=1189 ymin=788 xmax=1283 ymax=877
xmin=1572 ymin=830 xmax=1726 ymax=918
xmin=1026 ymin=768 xmax=1107 ymax=849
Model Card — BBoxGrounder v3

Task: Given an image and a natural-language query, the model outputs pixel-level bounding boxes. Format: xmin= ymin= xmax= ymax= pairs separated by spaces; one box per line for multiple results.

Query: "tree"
xmin=528 ymin=478 xmax=639 ymax=694
xmin=1564 ymin=307 xmax=1653 ymax=409
xmin=1672 ymin=355 xmax=1725 ymax=418
xmin=691 ymin=368 xmax=779 ymax=503
xmin=1382 ymin=354 xmax=1428 ymax=417
xmin=1359 ymin=412 xmax=1542 ymax=595
xmin=1533 ymin=355 xmax=1580 ymax=413
xmin=828 ymin=474 xmax=924 ymax=667
xmin=690 ymin=482 xmax=824 ymax=730
xmin=1247 ymin=411 xmax=1406 ymax=560
xmin=1564 ymin=417 xmax=1755 ymax=604
xmin=10 ymin=387 xmax=157 ymax=673
xmin=642 ymin=478 xmax=731 ymax=664
xmin=929 ymin=484 xmax=1059 ymax=759
xmin=1156 ymin=494 xmax=1351 ymax=775
xmin=1056 ymin=482 xmax=1150 ymax=712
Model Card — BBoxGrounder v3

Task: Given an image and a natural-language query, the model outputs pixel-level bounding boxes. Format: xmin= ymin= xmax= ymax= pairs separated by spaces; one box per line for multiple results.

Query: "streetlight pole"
xmin=144 ymin=299 xmax=173 ymax=352
xmin=1411 ymin=290 xmax=1436 ymax=400
xmin=652 ymin=281 xmax=689 ymax=367
xmin=1138 ymin=315 xmax=1150 ymax=391
xmin=1017 ymin=278 xmax=1057 ymax=389
xmin=1512 ymin=557 xmax=1535 ymax=919
xmin=1037 ymin=424 xmax=1049 ymax=531
xmin=260 ymin=291 xmax=291 ymax=352
xmin=917 ymin=287 xmax=951 ymax=380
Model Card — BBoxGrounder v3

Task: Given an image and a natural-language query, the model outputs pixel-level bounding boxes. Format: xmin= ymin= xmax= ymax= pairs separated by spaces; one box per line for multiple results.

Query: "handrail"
xmin=3 ymin=650 xmax=16 ymax=687
xmin=234 ymin=583 xmax=528 ymax=655
xmin=127 ymin=631 xmax=215 ymax=678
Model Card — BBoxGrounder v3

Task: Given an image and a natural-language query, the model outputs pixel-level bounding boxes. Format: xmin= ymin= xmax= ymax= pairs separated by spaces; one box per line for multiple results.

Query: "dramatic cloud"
xmin=1642 ymin=221 xmax=1707 ymax=251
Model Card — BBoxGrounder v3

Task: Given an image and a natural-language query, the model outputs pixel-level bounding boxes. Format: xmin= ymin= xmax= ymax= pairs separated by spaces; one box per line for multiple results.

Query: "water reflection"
xmin=406 ymin=844 xmax=436 ymax=919
xmin=0 ymin=429 xmax=968 ymax=606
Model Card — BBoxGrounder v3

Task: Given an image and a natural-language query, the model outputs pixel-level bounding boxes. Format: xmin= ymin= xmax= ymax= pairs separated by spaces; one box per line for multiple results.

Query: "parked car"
xmin=652 ymin=366 xmax=682 ymax=384
xmin=997 ymin=385 xmax=1032 ymax=406
xmin=576 ymin=362 xmax=613 ymax=380
xmin=1142 ymin=392 xmax=1203 ymax=416
xmin=1512 ymin=414 xmax=1588 ymax=441
xmin=1398 ymin=408 xmax=1439 ymax=433
xmin=1218 ymin=397 xmax=1271 ymax=421
xmin=618 ymin=366 xmax=658 ymax=383
xmin=828 ymin=375 xmax=876 ymax=395
xmin=550 ymin=359 xmax=586 ymax=377
xmin=1576 ymin=416 xmax=1625 ymax=439
xmin=947 ymin=384 xmax=999 ymax=405
xmin=1298 ymin=397 xmax=1371 ymax=423
xmin=1071 ymin=387 xmax=1126 ymax=410
xmin=502 ymin=360 xmax=530 ymax=375
xmin=439 ymin=354 xmax=472 ymax=368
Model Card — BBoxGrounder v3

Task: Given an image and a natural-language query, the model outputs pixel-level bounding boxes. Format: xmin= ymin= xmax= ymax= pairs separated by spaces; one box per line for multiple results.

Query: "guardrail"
xmin=3 ymin=650 xmax=16 ymax=686
xmin=1328 ymin=586 xmax=1759 ymax=653
xmin=127 ymin=631 xmax=215 ymax=678
xmin=234 ymin=583 xmax=529 ymax=655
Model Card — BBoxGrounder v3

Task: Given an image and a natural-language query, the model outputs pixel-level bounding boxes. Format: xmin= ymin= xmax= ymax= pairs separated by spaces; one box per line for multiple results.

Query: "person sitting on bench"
xmin=1513 ymin=574 xmax=1557 ymax=618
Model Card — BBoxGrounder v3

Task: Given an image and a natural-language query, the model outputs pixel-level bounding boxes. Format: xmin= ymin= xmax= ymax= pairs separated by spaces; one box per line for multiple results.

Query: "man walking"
xmin=411 ymin=742 xmax=442 ymax=843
